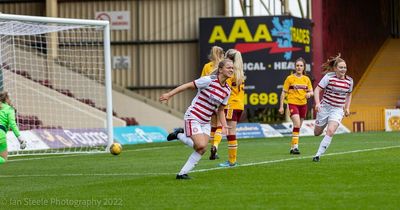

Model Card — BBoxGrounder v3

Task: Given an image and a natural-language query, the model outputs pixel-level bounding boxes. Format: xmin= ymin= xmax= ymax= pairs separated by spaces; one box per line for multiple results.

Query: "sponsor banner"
xmin=282 ymin=121 xmax=315 ymax=136
xmin=32 ymin=128 xmax=108 ymax=149
xmin=7 ymin=131 xmax=49 ymax=152
xmin=384 ymin=109 xmax=400 ymax=131
xmin=260 ymin=124 xmax=283 ymax=138
xmin=113 ymin=126 xmax=168 ymax=145
xmin=268 ymin=120 xmax=352 ymax=137
xmin=200 ymin=16 xmax=312 ymax=110
xmin=299 ymin=120 xmax=317 ymax=136
xmin=336 ymin=123 xmax=351 ymax=134
xmin=299 ymin=120 xmax=350 ymax=136
xmin=236 ymin=123 xmax=265 ymax=139
xmin=270 ymin=123 xmax=292 ymax=136
xmin=95 ymin=11 xmax=130 ymax=30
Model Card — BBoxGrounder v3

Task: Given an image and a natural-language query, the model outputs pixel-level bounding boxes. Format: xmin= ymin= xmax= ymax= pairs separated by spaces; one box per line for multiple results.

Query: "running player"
xmin=312 ymin=54 xmax=353 ymax=162
xmin=200 ymin=46 xmax=224 ymax=160
xmin=160 ymin=59 xmax=233 ymax=179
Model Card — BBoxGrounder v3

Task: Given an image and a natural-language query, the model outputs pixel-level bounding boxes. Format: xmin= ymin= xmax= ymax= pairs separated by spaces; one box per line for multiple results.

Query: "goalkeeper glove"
xmin=17 ymin=136 xmax=27 ymax=150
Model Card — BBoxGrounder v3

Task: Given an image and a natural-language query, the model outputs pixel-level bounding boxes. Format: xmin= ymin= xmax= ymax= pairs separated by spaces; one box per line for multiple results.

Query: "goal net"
xmin=0 ymin=13 xmax=121 ymax=156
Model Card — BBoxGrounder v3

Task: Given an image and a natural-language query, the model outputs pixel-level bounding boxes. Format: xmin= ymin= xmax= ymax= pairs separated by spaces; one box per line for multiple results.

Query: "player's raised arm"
xmin=159 ymin=82 xmax=195 ymax=103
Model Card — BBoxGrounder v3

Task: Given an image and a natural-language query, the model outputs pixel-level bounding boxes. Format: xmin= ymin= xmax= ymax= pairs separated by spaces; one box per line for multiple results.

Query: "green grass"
xmin=1 ymin=132 xmax=399 ymax=209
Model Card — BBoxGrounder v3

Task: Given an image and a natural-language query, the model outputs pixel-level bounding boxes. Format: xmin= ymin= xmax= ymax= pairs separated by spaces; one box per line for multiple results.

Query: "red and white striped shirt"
xmin=318 ymin=72 xmax=353 ymax=108
xmin=184 ymin=75 xmax=231 ymax=124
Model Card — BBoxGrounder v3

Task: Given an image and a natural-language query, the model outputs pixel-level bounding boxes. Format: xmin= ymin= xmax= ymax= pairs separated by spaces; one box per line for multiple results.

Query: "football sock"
xmin=227 ymin=135 xmax=237 ymax=164
xmin=178 ymin=151 xmax=202 ymax=175
xmin=0 ymin=156 xmax=5 ymax=165
xmin=209 ymin=127 xmax=217 ymax=145
xmin=291 ymin=127 xmax=300 ymax=149
xmin=177 ymin=133 xmax=194 ymax=148
xmin=212 ymin=126 xmax=222 ymax=149
xmin=316 ymin=135 xmax=332 ymax=156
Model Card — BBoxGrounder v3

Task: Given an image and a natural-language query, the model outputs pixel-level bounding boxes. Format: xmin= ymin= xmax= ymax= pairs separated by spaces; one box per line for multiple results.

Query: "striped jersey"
xmin=184 ymin=75 xmax=231 ymax=124
xmin=318 ymin=72 xmax=353 ymax=107
xmin=283 ymin=74 xmax=313 ymax=105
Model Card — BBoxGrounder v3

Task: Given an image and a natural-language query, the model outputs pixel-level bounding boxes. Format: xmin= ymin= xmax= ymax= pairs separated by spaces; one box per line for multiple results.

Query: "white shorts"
xmin=184 ymin=119 xmax=211 ymax=137
xmin=315 ymin=103 xmax=344 ymax=127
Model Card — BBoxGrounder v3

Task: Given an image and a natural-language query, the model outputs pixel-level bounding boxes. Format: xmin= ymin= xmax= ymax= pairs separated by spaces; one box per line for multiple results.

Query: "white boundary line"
xmin=1 ymin=145 xmax=399 ymax=178
xmin=193 ymin=145 xmax=400 ymax=173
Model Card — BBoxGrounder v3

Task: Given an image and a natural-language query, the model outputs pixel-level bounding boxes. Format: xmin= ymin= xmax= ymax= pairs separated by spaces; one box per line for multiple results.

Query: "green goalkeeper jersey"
xmin=0 ymin=103 xmax=20 ymax=139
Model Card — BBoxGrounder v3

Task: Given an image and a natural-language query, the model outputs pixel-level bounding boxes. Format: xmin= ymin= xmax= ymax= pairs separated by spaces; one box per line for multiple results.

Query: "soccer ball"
xmin=110 ymin=142 xmax=122 ymax=155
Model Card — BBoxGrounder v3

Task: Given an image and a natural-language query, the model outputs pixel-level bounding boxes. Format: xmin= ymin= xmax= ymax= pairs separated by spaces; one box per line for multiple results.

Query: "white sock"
xmin=316 ymin=135 xmax=333 ymax=156
xmin=177 ymin=133 xmax=194 ymax=148
xmin=178 ymin=151 xmax=202 ymax=175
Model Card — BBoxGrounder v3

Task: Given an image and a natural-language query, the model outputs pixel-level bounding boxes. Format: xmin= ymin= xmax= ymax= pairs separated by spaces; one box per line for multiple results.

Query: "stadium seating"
xmin=342 ymin=39 xmax=400 ymax=131
xmin=2 ymin=62 xmax=139 ymax=127
xmin=17 ymin=114 xmax=45 ymax=130
xmin=120 ymin=117 xmax=139 ymax=126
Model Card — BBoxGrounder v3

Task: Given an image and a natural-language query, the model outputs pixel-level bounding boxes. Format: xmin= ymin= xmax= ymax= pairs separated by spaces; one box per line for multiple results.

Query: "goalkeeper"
xmin=0 ymin=91 xmax=26 ymax=165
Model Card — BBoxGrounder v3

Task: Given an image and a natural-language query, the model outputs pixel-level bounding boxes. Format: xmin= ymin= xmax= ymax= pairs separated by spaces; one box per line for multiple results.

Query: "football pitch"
xmin=1 ymin=132 xmax=399 ymax=209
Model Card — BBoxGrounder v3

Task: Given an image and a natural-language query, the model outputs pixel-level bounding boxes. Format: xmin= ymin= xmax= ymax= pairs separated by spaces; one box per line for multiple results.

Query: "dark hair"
xmin=294 ymin=57 xmax=307 ymax=75
xmin=296 ymin=57 xmax=306 ymax=66
xmin=0 ymin=91 xmax=13 ymax=109
xmin=321 ymin=53 xmax=345 ymax=74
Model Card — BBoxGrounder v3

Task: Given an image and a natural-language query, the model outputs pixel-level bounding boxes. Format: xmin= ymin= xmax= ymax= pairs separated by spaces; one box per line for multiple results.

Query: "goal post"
xmin=0 ymin=13 xmax=119 ymax=155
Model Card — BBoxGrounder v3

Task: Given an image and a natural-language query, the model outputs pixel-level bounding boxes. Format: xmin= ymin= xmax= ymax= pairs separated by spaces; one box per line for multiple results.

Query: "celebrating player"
xmin=200 ymin=46 xmax=225 ymax=160
xmin=279 ymin=57 xmax=313 ymax=155
xmin=0 ymin=92 xmax=27 ymax=165
xmin=160 ymin=59 xmax=233 ymax=179
xmin=312 ymin=54 xmax=353 ymax=162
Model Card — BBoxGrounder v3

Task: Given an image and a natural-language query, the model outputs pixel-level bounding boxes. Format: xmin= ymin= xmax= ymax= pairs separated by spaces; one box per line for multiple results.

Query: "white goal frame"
xmin=0 ymin=13 xmax=114 ymax=152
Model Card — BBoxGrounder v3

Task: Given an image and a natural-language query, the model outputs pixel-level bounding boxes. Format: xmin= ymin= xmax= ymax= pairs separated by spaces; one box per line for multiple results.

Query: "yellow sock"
xmin=210 ymin=127 xmax=216 ymax=145
xmin=213 ymin=127 xmax=222 ymax=148
xmin=291 ymin=127 xmax=300 ymax=148
xmin=227 ymin=135 xmax=237 ymax=164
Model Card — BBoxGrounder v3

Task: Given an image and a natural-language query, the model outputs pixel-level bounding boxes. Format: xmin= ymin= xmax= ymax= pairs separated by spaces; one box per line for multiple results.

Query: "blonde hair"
xmin=210 ymin=59 xmax=233 ymax=75
xmin=208 ymin=46 xmax=224 ymax=66
xmin=225 ymin=49 xmax=245 ymax=85
xmin=321 ymin=53 xmax=345 ymax=74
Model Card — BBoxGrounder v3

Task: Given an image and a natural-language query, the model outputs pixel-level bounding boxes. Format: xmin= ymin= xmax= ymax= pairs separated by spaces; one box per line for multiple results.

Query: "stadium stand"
xmin=342 ymin=39 xmax=400 ymax=131
xmin=4 ymin=59 xmax=138 ymax=127
xmin=396 ymin=97 xmax=400 ymax=109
